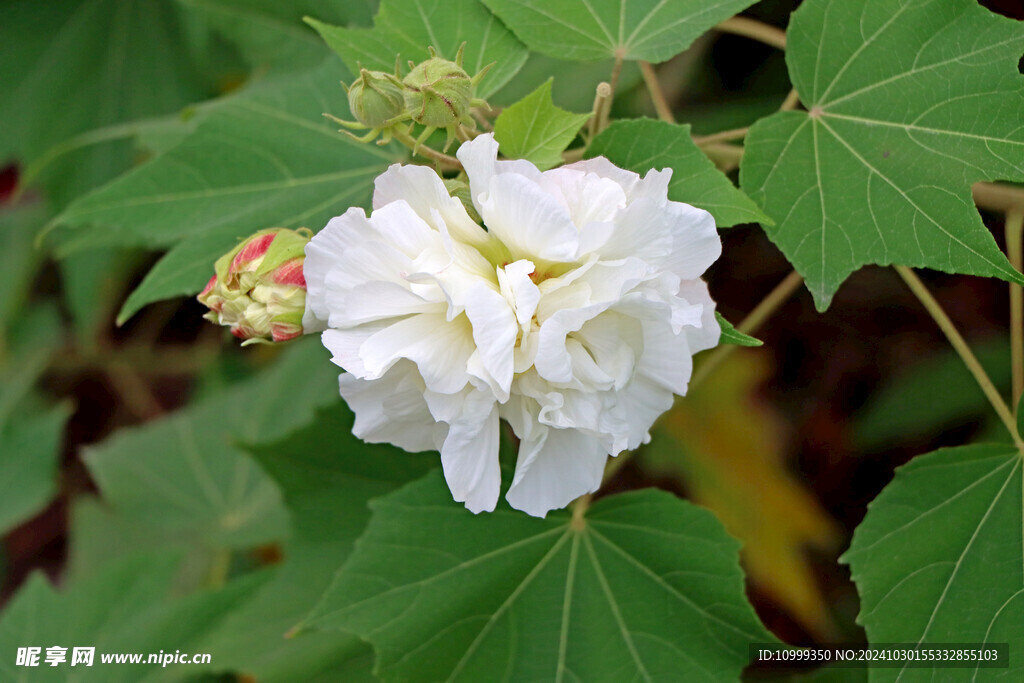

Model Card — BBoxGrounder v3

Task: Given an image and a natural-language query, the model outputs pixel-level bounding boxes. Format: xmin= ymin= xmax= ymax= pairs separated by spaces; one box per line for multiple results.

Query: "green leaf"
xmin=481 ymin=0 xmax=758 ymax=63
xmin=0 ymin=553 xmax=268 ymax=683
xmin=0 ymin=0 xmax=215 ymax=206
xmin=587 ymin=119 xmax=770 ymax=228
xmin=193 ymin=401 xmax=433 ymax=682
xmin=716 ymin=311 xmax=762 ymax=347
xmin=176 ymin=0 xmax=376 ymax=72
xmin=60 ymin=247 xmax=143 ymax=343
xmin=841 ymin=445 xmax=1023 ymax=681
xmin=306 ymin=0 xmax=528 ymax=98
xmin=854 ymin=338 xmax=1010 ymax=450
xmin=491 ymin=53 xmax=642 ymax=111
xmin=741 ymin=0 xmax=1024 ymax=310
xmin=494 ymin=79 xmax=589 ymax=171
xmin=304 ymin=472 xmax=777 ymax=682
xmin=84 ymin=338 xmax=339 ymax=549
xmin=49 ymin=59 xmax=401 ymax=320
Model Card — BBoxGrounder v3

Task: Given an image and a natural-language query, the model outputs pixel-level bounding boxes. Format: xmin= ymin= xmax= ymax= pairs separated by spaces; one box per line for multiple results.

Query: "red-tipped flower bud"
xmin=198 ymin=227 xmax=312 ymax=344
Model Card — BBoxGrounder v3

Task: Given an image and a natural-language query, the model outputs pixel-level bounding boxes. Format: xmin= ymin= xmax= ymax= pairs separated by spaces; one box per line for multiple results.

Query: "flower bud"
xmin=198 ymin=228 xmax=312 ymax=345
xmin=347 ymin=68 xmax=407 ymax=129
xmin=403 ymin=45 xmax=489 ymax=130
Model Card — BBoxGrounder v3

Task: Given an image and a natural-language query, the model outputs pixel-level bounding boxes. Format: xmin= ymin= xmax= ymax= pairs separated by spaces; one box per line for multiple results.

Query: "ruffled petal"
xmin=505 ymin=426 xmax=608 ymax=518
xmin=437 ymin=394 xmax=502 ymax=514
xmin=463 ymin=281 xmax=517 ymax=400
xmin=360 ymin=313 xmax=475 ymax=393
xmin=373 ymin=163 xmax=491 ymax=249
xmin=338 ymin=362 xmax=443 ymax=453
xmin=479 ymin=173 xmax=580 ymax=263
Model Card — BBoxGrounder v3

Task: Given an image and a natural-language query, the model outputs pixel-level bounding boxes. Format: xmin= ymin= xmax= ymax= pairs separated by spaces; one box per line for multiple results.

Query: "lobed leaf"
xmin=741 ymin=0 xmax=1024 ymax=310
xmin=48 ymin=59 xmax=401 ymax=322
xmin=494 ymin=79 xmax=590 ymax=171
xmin=83 ymin=339 xmax=338 ymax=550
xmin=842 ymin=444 xmax=1023 ymax=681
xmin=304 ymin=471 xmax=778 ymax=682
xmin=482 ymin=0 xmax=758 ymax=63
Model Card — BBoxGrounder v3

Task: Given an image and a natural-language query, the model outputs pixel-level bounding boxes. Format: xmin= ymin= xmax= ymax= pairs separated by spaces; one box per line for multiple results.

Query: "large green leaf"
xmin=304 ymin=472 xmax=777 ymax=682
xmin=842 ymin=444 xmax=1022 ymax=681
xmin=482 ymin=0 xmax=758 ymax=63
xmin=0 ymin=553 xmax=268 ymax=682
xmin=588 ymin=119 xmax=769 ymax=228
xmin=192 ymin=401 xmax=433 ymax=682
xmin=494 ymin=78 xmax=590 ymax=171
xmin=175 ymin=0 xmax=376 ymax=72
xmin=49 ymin=59 xmax=401 ymax=321
xmin=84 ymin=339 xmax=338 ymax=550
xmin=306 ymin=0 xmax=528 ymax=99
xmin=741 ymin=0 xmax=1024 ymax=310
xmin=0 ymin=0 xmax=215 ymax=205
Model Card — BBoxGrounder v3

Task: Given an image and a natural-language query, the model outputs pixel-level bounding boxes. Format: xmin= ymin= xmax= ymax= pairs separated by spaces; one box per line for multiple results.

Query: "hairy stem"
xmin=691 ymin=269 xmax=804 ymax=388
xmin=715 ymin=16 xmax=787 ymax=50
xmin=897 ymin=265 xmax=1024 ymax=450
xmin=1007 ymin=211 xmax=1024 ymax=408
xmin=392 ymin=128 xmax=462 ymax=170
xmin=588 ymin=82 xmax=614 ymax=139
xmin=640 ymin=61 xmax=676 ymax=123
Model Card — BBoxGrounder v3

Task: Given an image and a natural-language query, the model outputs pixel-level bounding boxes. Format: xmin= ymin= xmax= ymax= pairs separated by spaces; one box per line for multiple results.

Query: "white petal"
xmin=505 ymin=426 xmax=608 ymax=518
xmin=337 ymin=362 xmax=443 ymax=453
xmin=361 ymin=313 xmax=474 ymax=393
xmin=603 ymin=374 xmax=674 ymax=452
xmin=373 ymin=163 xmax=491 ymax=248
xmin=676 ymin=279 xmax=721 ymax=355
xmin=456 ymin=133 xmax=542 ymax=216
xmin=479 ymin=173 xmax=580 ymax=262
xmin=322 ymin=324 xmax=386 ymax=377
xmin=541 ymin=168 xmax=627 ymax=227
xmin=303 ymin=207 xmax=368 ymax=323
xmin=463 ymin=282 xmax=517 ymax=399
xmin=663 ymin=202 xmax=720 ymax=279
xmin=438 ymin=395 xmax=502 ymax=514
xmin=560 ymin=156 xmax=643 ymax=197
xmin=595 ymin=196 xmax=674 ymax=262
xmin=637 ymin=320 xmax=695 ymax=396
xmin=497 ymin=260 xmax=540 ymax=328
xmin=334 ymin=280 xmax=445 ymax=326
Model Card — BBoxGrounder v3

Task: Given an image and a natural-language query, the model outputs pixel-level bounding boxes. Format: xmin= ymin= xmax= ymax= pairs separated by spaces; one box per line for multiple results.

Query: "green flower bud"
xmin=198 ymin=228 xmax=312 ymax=345
xmin=403 ymin=50 xmax=475 ymax=128
xmin=347 ymin=68 xmax=407 ymax=129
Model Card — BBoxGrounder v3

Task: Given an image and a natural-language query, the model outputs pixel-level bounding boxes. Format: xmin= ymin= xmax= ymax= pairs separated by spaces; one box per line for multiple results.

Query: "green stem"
xmin=640 ymin=61 xmax=675 ymax=124
xmin=896 ymin=265 xmax=1024 ymax=450
xmin=391 ymin=128 xmax=462 ymax=170
xmin=1007 ymin=211 xmax=1024 ymax=408
xmin=779 ymin=88 xmax=801 ymax=111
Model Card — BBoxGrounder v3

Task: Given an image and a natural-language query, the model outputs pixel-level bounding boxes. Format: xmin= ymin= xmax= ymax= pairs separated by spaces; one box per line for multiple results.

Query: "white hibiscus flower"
xmin=303 ymin=133 xmax=721 ymax=517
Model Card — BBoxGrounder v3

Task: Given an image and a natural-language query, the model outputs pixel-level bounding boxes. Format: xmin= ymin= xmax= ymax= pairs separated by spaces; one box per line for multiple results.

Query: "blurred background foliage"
xmin=1 ymin=0 xmax=1023 ymax=679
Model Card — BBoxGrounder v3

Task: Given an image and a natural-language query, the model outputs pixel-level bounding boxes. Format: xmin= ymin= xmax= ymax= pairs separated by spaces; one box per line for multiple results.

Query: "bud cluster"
xmin=198 ymin=228 xmax=312 ymax=345
xmin=328 ymin=44 xmax=492 ymax=153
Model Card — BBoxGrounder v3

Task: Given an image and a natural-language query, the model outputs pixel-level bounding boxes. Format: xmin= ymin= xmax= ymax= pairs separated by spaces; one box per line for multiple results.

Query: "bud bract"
xmin=348 ymin=68 xmax=407 ymax=129
xmin=198 ymin=227 xmax=312 ymax=344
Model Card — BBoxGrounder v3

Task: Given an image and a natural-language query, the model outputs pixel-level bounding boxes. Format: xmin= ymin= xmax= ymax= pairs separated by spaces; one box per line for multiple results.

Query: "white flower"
xmin=304 ymin=134 xmax=721 ymax=517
